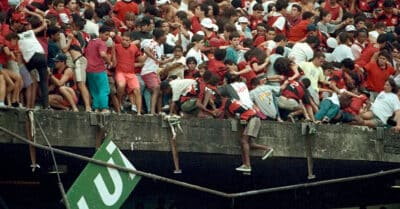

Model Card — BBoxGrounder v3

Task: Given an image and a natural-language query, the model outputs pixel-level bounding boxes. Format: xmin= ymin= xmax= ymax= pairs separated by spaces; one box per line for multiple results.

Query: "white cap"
xmin=200 ymin=18 xmax=219 ymax=32
xmin=156 ymin=0 xmax=170 ymax=6
xmin=369 ymin=31 xmax=379 ymax=43
xmin=238 ymin=16 xmax=249 ymax=24
xmin=345 ymin=25 xmax=356 ymax=32
xmin=327 ymin=37 xmax=338 ymax=49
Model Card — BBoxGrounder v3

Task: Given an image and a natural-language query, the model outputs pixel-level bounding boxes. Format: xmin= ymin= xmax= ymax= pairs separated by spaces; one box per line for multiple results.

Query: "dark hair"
xmin=377 ymin=34 xmax=387 ymax=44
xmin=319 ymin=9 xmax=330 ymax=18
xmin=153 ymin=28 xmax=165 ymax=40
xmin=301 ymin=78 xmax=311 ymax=88
xmin=160 ymin=80 xmax=171 ymax=91
xmin=83 ymin=8 xmax=94 ymax=20
xmin=342 ymin=12 xmax=354 ymax=20
xmin=214 ymin=49 xmax=226 ymax=61
xmin=229 ymin=32 xmax=240 ymax=41
xmin=313 ymin=51 xmax=325 ymax=60
xmin=275 ymin=0 xmax=288 ymax=11
xmin=253 ymin=3 xmax=264 ymax=11
xmin=173 ymin=45 xmax=183 ymax=51
xmin=274 ymin=34 xmax=287 ymax=42
xmin=322 ymin=62 xmax=335 ymax=70
xmin=225 ymin=72 xmax=241 ymax=83
xmin=186 ymin=57 xmax=197 ymax=65
xmin=354 ymin=16 xmax=366 ymax=25
xmin=305 ymin=35 xmax=320 ymax=47
xmin=191 ymin=34 xmax=204 ymax=43
xmin=341 ymin=58 xmax=355 ymax=70
xmin=378 ymin=50 xmax=392 ymax=62
xmin=338 ymin=32 xmax=350 ymax=44
xmin=244 ymin=47 xmax=266 ymax=64
xmin=274 ymin=57 xmax=293 ymax=76
xmin=387 ymin=78 xmax=398 ymax=93
xmin=383 ymin=0 xmax=394 ymax=8
xmin=275 ymin=46 xmax=285 ymax=55
xmin=250 ymin=77 xmax=261 ymax=87
xmin=47 ymin=25 xmax=61 ymax=36
xmin=176 ymin=11 xmax=187 ymax=21
xmin=242 ymin=38 xmax=254 ymax=48
xmin=53 ymin=0 xmax=65 ymax=6
xmin=292 ymin=4 xmax=302 ymax=12
xmin=122 ymin=31 xmax=131 ymax=38
xmin=95 ymin=2 xmax=111 ymax=19
xmin=99 ymin=25 xmax=112 ymax=34
xmin=302 ymin=11 xmax=314 ymax=20
xmin=5 ymin=32 xmax=19 ymax=41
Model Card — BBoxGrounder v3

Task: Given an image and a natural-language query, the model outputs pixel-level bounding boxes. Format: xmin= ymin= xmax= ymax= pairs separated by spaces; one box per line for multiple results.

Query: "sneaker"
xmin=131 ymin=105 xmax=137 ymax=113
xmin=262 ymin=148 xmax=274 ymax=160
xmin=288 ymin=114 xmax=295 ymax=123
xmin=235 ymin=165 xmax=251 ymax=172
xmin=162 ymin=105 xmax=170 ymax=111
xmin=30 ymin=163 xmax=40 ymax=172
xmin=173 ymin=169 xmax=182 ymax=174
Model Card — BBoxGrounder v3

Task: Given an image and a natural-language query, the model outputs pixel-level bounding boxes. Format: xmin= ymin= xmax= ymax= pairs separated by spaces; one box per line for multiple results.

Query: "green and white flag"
xmin=67 ymin=138 xmax=141 ymax=209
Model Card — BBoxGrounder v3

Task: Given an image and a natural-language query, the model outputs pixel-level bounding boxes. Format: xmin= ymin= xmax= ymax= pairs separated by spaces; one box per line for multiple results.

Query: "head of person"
xmin=377 ymin=50 xmax=391 ymax=67
xmin=354 ymin=16 xmax=366 ymax=30
xmin=291 ymin=4 xmax=302 ymax=17
xmin=312 ymin=51 xmax=326 ymax=67
xmin=186 ymin=57 xmax=197 ymax=70
xmin=225 ymin=59 xmax=238 ymax=72
xmin=197 ymin=62 xmax=208 ymax=77
xmin=121 ymin=32 xmax=132 ymax=48
xmin=214 ymin=48 xmax=226 ymax=61
xmin=160 ymin=80 xmax=172 ymax=94
xmin=153 ymin=28 xmax=166 ymax=44
xmin=305 ymin=35 xmax=320 ymax=49
xmin=302 ymin=11 xmax=314 ymax=21
xmin=229 ymin=31 xmax=241 ymax=49
xmin=340 ymin=58 xmax=355 ymax=71
xmin=140 ymin=16 xmax=153 ymax=32
xmin=173 ymin=45 xmax=183 ymax=58
xmin=191 ymin=34 xmax=205 ymax=49
xmin=124 ymin=12 xmax=136 ymax=28
xmin=377 ymin=33 xmax=388 ymax=49
xmin=250 ymin=77 xmax=265 ymax=88
xmin=65 ymin=0 xmax=78 ymax=11
xmin=301 ymin=78 xmax=311 ymax=88
xmin=274 ymin=34 xmax=287 ymax=47
xmin=225 ymin=71 xmax=241 ymax=84
xmin=266 ymin=26 xmax=276 ymax=41
xmin=322 ymin=62 xmax=335 ymax=77
xmin=355 ymin=29 xmax=368 ymax=44
xmin=319 ymin=9 xmax=332 ymax=23
xmin=256 ymin=23 xmax=267 ymax=36
xmin=384 ymin=78 xmax=398 ymax=93
xmin=274 ymin=57 xmax=294 ymax=76
xmin=53 ymin=53 xmax=67 ymax=69
xmin=383 ymin=0 xmax=395 ymax=14
xmin=53 ymin=0 xmax=65 ymax=12
xmin=275 ymin=0 xmax=288 ymax=14
xmin=253 ymin=3 xmax=264 ymax=18
xmin=338 ymin=32 xmax=352 ymax=45
xmin=99 ymin=25 xmax=112 ymax=41
xmin=47 ymin=25 xmax=61 ymax=41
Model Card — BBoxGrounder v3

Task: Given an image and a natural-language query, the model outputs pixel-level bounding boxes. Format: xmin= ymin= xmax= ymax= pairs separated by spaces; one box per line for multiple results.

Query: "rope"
xmin=1 ymin=125 xmax=400 ymax=200
xmin=33 ymin=111 xmax=71 ymax=209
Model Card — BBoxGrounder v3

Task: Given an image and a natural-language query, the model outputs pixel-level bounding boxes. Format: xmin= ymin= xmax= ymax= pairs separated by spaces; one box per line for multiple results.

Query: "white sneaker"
xmin=131 ymin=105 xmax=137 ymax=112
xmin=30 ymin=164 xmax=40 ymax=172
xmin=235 ymin=165 xmax=251 ymax=172
xmin=262 ymin=148 xmax=274 ymax=160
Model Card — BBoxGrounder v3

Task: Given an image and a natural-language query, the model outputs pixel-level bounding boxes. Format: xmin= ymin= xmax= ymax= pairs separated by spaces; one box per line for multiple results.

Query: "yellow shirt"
xmin=299 ymin=61 xmax=325 ymax=91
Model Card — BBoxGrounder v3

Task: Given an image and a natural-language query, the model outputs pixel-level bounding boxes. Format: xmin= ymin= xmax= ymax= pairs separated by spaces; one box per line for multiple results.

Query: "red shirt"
xmin=113 ymin=1 xmax=139 ymax=21
xmin=115 ymin=43 xmax=140 ymax=73
xmin=364 ymin=61 xmax=395 ymax=92
xmin=249 ymin=15 xmax=264 ymax=31
xmin=0 ymin=35 xmax=6 ymax=65
xmin=355 ymin=44 xmax=379 ymax=67
xmin=344 ymin=94 xmax=368 ymax=115
xmin=287 ymin=20 xmax=310 ymax=42
xmin=208 ymin=59 xmax=227 ymax=81
xmin=282 ymin=80 xmax=310 ymax=104
xmin=191 ymin=16 xmax=202 ymax=33
xmin=324 ymin=3 xmax=341 ymax=21
xmin=85 ymin=38 xmax=107 ymax=73
xmin=5 ymin=40 xmax=20 ymax=61
xmin=331 ymin=70 xmax=347 ymax=89
xmin=237 ymin=61 xmax=256 ymax=89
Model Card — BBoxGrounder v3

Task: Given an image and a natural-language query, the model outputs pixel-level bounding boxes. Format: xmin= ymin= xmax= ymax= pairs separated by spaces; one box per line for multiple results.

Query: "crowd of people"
xmin=1 ymin=0 xmax=400 ymax=172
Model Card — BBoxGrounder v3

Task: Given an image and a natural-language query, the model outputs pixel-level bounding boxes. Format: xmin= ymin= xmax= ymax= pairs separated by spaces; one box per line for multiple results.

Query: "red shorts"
xmin=115 ymin=71 xmax=140 ymax=92
xmin=142 ymin=72 xmax=160 ymax=89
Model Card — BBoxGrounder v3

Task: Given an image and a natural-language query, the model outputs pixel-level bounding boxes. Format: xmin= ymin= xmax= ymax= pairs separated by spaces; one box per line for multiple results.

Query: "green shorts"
xmin=372 ymin=115 xmax=385 ymax=127
xmin=181 ymin=98 xmax=199 ymax=114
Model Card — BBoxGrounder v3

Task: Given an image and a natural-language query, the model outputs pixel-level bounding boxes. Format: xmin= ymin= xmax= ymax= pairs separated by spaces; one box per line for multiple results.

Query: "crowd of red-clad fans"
xmin=0 ymin=0 xmax=400 ymax=133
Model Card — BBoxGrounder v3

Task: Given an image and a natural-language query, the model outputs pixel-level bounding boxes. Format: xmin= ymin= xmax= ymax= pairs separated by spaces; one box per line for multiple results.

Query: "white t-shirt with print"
xmin=230 ymin=82 xmax=254 ymax=109
xmin=372 ymin=91 xmax=400 ymax=124
xmin=18 ymin=30 xmax=44 ymax=62
xmin=141 ymin=39 xmax=164 ymax=75
xmin=289 ymin=42 xmax=314 ymax=64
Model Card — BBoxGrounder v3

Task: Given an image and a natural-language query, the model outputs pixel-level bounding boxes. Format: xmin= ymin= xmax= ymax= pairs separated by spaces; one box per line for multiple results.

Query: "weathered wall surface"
xmin=1 ymin=109 xmax=400 ymax=163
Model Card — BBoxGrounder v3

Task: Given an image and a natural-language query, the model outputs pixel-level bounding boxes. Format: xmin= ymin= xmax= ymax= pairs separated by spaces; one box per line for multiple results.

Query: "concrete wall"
xmin=1 ymin=109 xmax=400 ymax=163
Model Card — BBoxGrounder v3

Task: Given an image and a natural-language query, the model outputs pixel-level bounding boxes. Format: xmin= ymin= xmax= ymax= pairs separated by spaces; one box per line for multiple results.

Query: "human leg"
xmin=86 ymin=72 xmax=99 ymax=110
xmin=59 ymin=86 xmax=79 ymax=111
xmin=315 ymin=99 xmax=332 ymax=121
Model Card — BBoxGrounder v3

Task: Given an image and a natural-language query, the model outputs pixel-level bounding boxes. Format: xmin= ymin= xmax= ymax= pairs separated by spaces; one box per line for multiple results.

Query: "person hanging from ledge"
xmin=219 ymin=72 xmax=273 ymax=173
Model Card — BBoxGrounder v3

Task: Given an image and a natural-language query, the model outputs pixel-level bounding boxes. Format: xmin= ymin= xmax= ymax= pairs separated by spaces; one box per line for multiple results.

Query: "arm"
xmin=392 ymin=110 xmax=400 ymax=132
xmin=24 ymin=9 xmax=47 ymax=34
xmin=50 ymin=68 xmax=74 ymax=87
xmin=288 ymin=63 xmax=300 ymax=81
xmin=3 ymin=46 xmax=16 ymax=60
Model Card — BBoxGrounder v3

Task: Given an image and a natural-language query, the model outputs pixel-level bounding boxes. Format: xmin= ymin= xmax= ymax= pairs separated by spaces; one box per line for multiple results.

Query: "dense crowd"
xmin=1 ymin=0 xmax=400 ymax=171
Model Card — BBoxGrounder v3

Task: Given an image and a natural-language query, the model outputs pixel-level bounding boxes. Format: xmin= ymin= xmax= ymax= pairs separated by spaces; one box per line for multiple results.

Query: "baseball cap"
xmin=238 ymin=16 xmax=249 ymax=24
xmin=12 ymin=13 xmax=28 ymax=24
xmin=53 ymin=53 xmax=67 ymax=62
xmin=345 ymin=25 xmax=356 ymax=32
xmin=200 ymin=18 xmax=219 ymax=32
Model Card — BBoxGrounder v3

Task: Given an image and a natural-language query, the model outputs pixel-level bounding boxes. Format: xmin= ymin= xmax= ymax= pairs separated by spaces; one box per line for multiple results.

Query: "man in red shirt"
xmin=114 ymin=32 xmax=142 ymax=115
xmin=113 ymin=0 xmax=139 ymax=22
xmin=363 ymin=51 xmax=395 ymax=98
xmin=208 ymin=48 xmax=227 ymax=83
xmin=287 ymin=11 xmax=315 ymax=42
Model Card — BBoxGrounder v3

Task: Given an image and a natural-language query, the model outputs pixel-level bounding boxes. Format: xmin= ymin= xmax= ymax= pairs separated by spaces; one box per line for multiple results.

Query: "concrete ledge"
xmin=1 ymin=108 xmax=400 ymax=163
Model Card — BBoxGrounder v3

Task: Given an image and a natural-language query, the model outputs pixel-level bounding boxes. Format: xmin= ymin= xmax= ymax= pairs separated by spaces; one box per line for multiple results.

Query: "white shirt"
xmin=141 ymin=39 xmax=164 ymax=75
xmin=18 ymin=30 xmax=44 ymax=62
xmin=175 ymin=30 xmax=193 ymax=52
xmin=170 ymin=79 xmax=198 ymax=102
xmin=372 ymin=91 xmax=400 ymax=124
xmin=331 ymin=44 xmax=355 ymax=62
xmin=83 ymin=19 xmax=99 ymax=36
xmin=230 ymin=82 xmax=254 ymax=109
xmin=351 ymin=41 xmax=365 ymax=60
xmin=185 ymin=48 xmax=208 ymax=67
xmin=289 ymin=42 xmax=314 ymax=64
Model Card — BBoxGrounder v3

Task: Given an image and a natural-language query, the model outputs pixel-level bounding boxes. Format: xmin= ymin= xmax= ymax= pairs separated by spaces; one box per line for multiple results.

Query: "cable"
xmin=1 ymin=125 xmax=400 ymax=199
xmin=33 ymin=111 xmax=71 ymax=209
